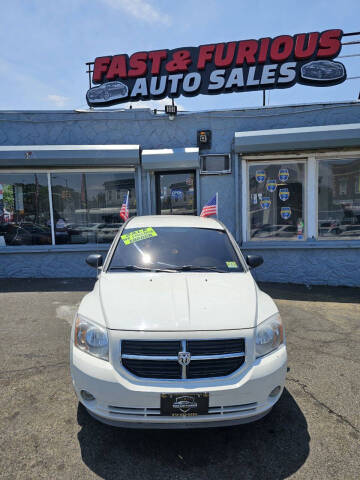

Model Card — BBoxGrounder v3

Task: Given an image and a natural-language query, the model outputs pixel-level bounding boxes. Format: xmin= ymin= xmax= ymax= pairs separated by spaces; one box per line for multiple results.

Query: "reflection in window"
xmin=50 ymin=172 xmax=136 ymax=245
xmin=156 ymin=171 xmax=196 ymax=215
xmin=248 ymin=162 xmax=305 ymax=240
xmin=0 ymin=174 xmax=51 ymax=246
xmin=318 ymin=158 xmax=360 ymax=239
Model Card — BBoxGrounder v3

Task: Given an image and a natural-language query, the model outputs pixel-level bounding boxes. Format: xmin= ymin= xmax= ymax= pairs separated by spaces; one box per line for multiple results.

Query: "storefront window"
xmin=51 ymin=171 xmax=136 ymax=245
xmin=248 ymin=162 xmax=305 ymax=240
xmin=156 ymin=171 xmax=196 ymax=215
xmin=0 ymin=173 xmax=51 ymax=246
xmin=318 ymin=158 xmax=360 ymax=239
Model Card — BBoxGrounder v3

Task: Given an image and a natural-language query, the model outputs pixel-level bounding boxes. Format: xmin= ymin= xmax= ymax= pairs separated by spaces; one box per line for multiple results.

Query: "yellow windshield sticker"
xmin=121 ymin=227 xmax=158 ymax=245
xmin=226 ymin=261 xmax=238 ymax=269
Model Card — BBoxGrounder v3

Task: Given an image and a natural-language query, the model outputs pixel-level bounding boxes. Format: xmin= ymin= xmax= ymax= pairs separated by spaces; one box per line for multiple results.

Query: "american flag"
xmin=120 ymin=191 xmax=130 ymax=221
xmin=200 ymin=193 xmax=218 ymax=217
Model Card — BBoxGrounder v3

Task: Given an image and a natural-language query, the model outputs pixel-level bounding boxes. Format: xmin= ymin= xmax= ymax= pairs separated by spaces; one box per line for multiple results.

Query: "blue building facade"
xmin=0 ymin=101 xmax=360 ymax=285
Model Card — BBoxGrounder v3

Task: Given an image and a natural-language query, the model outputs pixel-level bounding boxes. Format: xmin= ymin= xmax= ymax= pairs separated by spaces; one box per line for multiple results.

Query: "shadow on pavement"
xmin=0 ymin=278 xmax=96 ymax=293
xmin=77 ymin=388 xmax=309 ymax=480
xmin=259 ymin=282 xmax=360 ymax=304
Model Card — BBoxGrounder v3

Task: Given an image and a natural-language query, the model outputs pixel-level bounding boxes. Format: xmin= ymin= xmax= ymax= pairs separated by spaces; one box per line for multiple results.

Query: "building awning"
xmin=0 ymin=144 xmax=140 ymax=167
xmin=142 ymin=147 xmax=199 ymax=170
xmin=234 ymin=123 xmax=360 ymax=154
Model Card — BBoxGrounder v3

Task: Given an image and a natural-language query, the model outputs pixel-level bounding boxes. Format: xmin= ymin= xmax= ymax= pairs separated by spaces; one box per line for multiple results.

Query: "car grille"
xmin=107 ymin=402 xmax=257 ymax=417
xmin=120 ymin=339 xmax=245 ymax=379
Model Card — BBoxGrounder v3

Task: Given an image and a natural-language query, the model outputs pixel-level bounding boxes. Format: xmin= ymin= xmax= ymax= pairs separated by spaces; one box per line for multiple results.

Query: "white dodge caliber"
xmin=70 ymin=215 xmax=287 ymax=428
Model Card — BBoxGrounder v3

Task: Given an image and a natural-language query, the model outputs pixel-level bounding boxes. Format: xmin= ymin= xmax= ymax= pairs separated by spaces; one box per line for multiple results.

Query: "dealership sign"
xmin=86 ymin=29 xmax=346 ymax=107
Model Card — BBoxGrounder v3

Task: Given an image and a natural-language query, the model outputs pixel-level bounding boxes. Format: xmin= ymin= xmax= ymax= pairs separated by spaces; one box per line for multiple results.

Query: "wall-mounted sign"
xmin=86 ymin=29 xmax=346 ymax=107
xmin=197 ymin=130 xmax=212 ymax=149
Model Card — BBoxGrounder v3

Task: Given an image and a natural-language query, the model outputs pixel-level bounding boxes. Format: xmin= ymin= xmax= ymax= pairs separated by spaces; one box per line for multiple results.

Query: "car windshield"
xmin=109 ymin=226 xmax=244 ymax=272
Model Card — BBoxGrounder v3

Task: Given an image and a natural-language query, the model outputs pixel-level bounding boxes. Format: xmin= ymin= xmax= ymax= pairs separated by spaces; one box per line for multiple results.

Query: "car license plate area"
xmin=160 ymin=393 xmax=209 ymax=416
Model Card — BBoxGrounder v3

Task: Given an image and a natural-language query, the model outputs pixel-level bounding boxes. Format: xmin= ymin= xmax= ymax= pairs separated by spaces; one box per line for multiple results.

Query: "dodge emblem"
xmin=178 ymin=351 xmax=191 ymax=367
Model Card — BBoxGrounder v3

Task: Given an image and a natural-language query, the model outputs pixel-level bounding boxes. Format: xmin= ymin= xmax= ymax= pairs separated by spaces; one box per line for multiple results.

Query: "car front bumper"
xmin=71 ymin=344 xmax=287 ymax=429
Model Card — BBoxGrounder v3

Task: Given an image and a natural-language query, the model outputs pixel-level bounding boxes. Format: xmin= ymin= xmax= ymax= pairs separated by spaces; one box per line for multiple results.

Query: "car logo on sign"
xmin=172 ymin=396 xmax=197 ymax=413
xmin=86 ymin=81 xmax=129 ymax=105
xmin=301 ymin=60 xmax=346 ymax=83
xmin=178 ymin=351 xmax=191 ymax=367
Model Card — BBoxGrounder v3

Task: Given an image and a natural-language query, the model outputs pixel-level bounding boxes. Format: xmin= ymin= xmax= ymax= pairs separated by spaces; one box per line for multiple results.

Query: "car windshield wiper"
xmin=109 ymin=265 xmax=177 ymax=273
xmin=174 ymin=265 xmax=228 ymax=273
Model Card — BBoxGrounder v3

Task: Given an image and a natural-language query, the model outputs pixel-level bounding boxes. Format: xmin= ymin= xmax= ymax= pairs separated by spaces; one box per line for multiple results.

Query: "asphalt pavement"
xmin=0 ymin=278 xmax=359 ymax=480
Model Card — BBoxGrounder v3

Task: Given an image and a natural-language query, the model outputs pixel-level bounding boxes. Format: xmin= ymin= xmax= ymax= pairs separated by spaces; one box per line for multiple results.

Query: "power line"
xmin=342 ymin=40 xmax=360 ymax=46
xmin=338 ymin=53 xmax=360 ymax=58
xmin=342 ymin=31 xmax=360 ymax=37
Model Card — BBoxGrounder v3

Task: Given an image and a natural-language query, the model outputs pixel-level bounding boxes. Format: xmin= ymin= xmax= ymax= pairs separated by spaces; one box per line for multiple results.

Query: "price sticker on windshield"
xmin=226 ymin=261 xmax=238 ymax=269
xmin=121 ymin=227 xmax=158 ymax=245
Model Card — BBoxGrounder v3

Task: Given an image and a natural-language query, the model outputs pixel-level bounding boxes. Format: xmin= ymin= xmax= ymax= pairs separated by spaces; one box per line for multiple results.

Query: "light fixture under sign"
xmin=165 ymin=104 xmax=177 ymax=121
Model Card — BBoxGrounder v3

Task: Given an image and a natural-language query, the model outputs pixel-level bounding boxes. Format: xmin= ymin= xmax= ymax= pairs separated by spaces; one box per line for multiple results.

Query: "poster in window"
xmin=256 ymin=170 xmax=266 ymax=183
xmin=280 ymin=206 xmax=292 ymax=219
xmin=266 ymin=179 xmax=277 ymax=193
xmin=278 ymin=168 xmax=289 ymax=182
xmin=260 ymin=197 xmax=271 ymax=209
xmin=279 ymin=188 xmax=290 ymax=201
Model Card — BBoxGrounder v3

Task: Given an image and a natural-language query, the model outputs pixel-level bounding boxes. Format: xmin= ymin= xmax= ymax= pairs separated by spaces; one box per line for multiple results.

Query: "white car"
xmin=70 ymin=215 xmax=287 ymax=428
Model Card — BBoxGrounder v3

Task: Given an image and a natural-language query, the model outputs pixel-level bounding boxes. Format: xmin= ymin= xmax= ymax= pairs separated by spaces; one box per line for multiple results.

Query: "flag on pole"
xmin=200 ymin=193 xmax=218 ymax=217
xmin=120 ymin=191 xmax=130 ymax=221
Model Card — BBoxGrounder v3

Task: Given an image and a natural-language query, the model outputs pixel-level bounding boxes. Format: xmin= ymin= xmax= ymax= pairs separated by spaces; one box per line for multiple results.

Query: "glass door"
xmin=155 ymin=171 xmax=197 ymax=215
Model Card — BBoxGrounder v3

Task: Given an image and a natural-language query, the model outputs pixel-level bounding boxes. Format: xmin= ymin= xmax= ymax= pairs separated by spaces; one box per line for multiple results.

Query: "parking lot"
xmin=0 ymin=278 xmax=359 ymax=480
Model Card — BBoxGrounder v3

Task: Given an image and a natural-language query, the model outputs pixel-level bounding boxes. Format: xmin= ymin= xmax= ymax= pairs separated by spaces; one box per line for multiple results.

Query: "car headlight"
xmin=74 ymin=315 xmax=109 ymax=361
xmin=255 ymin=313 xmax=284 ymax=358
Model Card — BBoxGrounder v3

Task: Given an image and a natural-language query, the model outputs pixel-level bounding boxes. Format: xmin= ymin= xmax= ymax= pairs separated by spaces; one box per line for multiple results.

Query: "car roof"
xmin=126 ymin=215 xmax=224 ymax=230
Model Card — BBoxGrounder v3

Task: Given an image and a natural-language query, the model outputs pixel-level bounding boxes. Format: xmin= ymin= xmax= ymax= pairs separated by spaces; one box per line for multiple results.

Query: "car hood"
xmin=99 ymin=271 xmax=257 ymax=331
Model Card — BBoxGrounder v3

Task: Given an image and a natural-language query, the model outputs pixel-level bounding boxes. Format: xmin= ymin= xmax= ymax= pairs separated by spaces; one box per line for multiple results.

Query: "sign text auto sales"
xmin=86 ymin=29 xmax=346 ymax=107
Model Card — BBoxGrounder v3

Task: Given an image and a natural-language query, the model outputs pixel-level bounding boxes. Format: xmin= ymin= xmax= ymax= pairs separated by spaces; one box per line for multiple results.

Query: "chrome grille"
xmin=107 ymin=402 xmax=257 ymax=417
xmin=120 ymin=339 xmax=245 ymax=379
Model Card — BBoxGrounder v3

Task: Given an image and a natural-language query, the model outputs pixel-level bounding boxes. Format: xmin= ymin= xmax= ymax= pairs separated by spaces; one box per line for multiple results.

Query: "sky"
xmin=0 ymin=0 xmax=359 ymax=112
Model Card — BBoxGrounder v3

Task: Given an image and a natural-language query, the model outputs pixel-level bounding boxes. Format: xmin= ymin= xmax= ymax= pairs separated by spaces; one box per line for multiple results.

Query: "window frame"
xmin=315 ymin=153 xmax=360 ymax=241
xmin=244 ymin=157 xmax=308 ymax=242
xmin=154 ymin=169 xmax=197 ymax=216
xmin=0 ymin=167 xmax=136 ymax=247
xmin=242 ymin=150 xmax=360 ymax=243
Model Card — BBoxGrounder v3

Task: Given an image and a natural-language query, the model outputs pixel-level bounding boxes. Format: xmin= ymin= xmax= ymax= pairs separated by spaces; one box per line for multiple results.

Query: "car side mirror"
xmin=86 ymin=253 xmax=103 ymax=268
xmin=246 ymin=255 xmax=264 ymax=269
